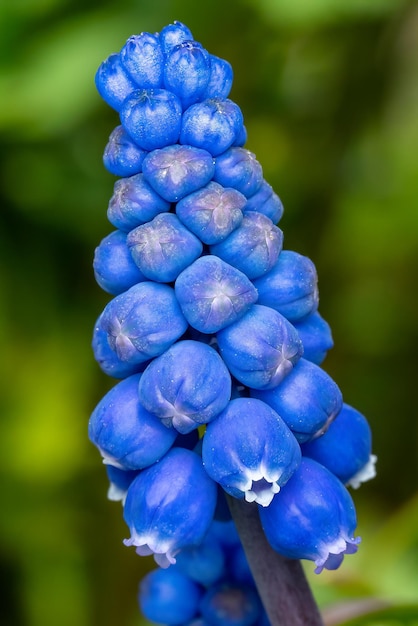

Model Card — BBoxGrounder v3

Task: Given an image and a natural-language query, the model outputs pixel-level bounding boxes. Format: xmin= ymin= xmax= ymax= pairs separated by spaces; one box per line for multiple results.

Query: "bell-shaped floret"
xmin=120 ymin=88 xmax=182 ymax=151
xmin=259 ymin=457 xmax=361 ymax=574
xmin=120 ymin=32 xmax=164 ymax=89
xmin=138 ymin=339 xmax=231 ymax=434
xmin=107 ymin=173 xmax=170 ymax=232
xmin=103 ymin=125 xmax=147 ymax=177
xmin=253 ymin=250 xmax=319 ymax=322
xmin=213 ymin=148 xmax=263 ymax=198
xmin=243 ymin=181 xmax=284 ymax=224
xmin=203 ymin=54 xmax=233 ymax=99
xmin=176 ymin=182 xmax=246 ymax=245
xmin=174 ymin=532 xmax=226 ymax=586
xmin=164 ymin=41 xmax=211 ymax=109
xmin=252 ymin=358 xmax=342 ymax=443
xmin=92 ymin=315 xmax=146 ymax=379
xmin=202 ymin=398 xmax=301 ymax=507
xmin=210 ymin=213 xmax=283 ymax=280
xmin=99 ymin=282 xmax=188 ymax=364
xmin=180 ymin=98 xmax=244 ymax=157
xmin=139 ymin=567 xmax=202 ymax=625
xmin=301 ymin=403 xmax=377 ymax=488
xmin=93 ymin=230 xmax=146 ymax=295
xmin=199 ymin=581 xmax=262 ymax=626
xmin=217 ymin=305 xmax=303 ymax=390
xmin=123 ymin=447 xmax=217 ymax=567
xmin=159 ymin=21 xmax=194 ymax=55
xmin=95 ymin=53 xmax=137 ymax=111
xmin=175 ymin=256 xmax=258 ymax=334
xmin=89 ymin=373 xmax=177 ymax=470
xmin=292 ymin=311 xmax=333 ymax=365
xmin=127 ymin=213 xmax=203 ymax=283
xmin=142 ymin=144 xmax=215 ymax=202
xmin=105 ymin=465 xmax=140 ymax=503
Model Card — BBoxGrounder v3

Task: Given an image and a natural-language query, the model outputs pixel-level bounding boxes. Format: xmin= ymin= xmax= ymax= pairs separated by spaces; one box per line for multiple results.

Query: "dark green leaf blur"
xmin=1 ymin=1 xmax=417 ymax=625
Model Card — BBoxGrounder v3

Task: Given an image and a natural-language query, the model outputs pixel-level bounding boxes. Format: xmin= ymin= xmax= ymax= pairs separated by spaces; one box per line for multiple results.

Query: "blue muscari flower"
xmin=127 ymin=212 xmax=203 ymax=283
xmin=210 ymin=213 xmax=283 ymax=280
xmin=164 ymin=41 xmax=211 ymax=109
xmin=139 ymin=567 xmax=203 ymax=625
xmin=176 ymin=181 xmax=246 ymax=245
xmin=252 ymin=358 xmax=343 ymax=443
xmin=175 ymin=255 xmax=258 ymax=334
xmin=159 ymin=21 xmax=194 ymax=55
xmin=301 ymin=402 xmax=377 ymax=488
xmin=141 ymin=144 xmax=215 ymax=202
xmin=92 ymin=314 xmax=145 ymax=379
xmin=292 ymin=311 xmax=334 ymax=365
xmin=119 ymin=32 xmax=164 ymax=89
xmin=217 ymin=304 xmax=303 ymax=390
xmin=180 ymin=98 xmax=244 ymax=156
xmin=103 ymin=125 xmax=147 ymax=177
xmin=137 ymin=339 xmax=231 ymax=434
xmin=93 ymin=230 xmax=146 ymax=295
xmin=95 ymin=53 xmax=137 ymax=111
xmin=105 ymin=465 xmax=140 ymax=503
xmin=99 ymin=281 xmax=187 ymax=364
xmin=199 ymin=581 xmax=262 ymax=626
xmin=107 ymin=172 xmax=170 ymax=232
xmin=88 ymin=373 xmax=177 ymax=469
xmin=174 ymin=532 xmax=226 ymax=586
xmin=120 ymin=88 xmax=183 ymax=151
xmin=202 ymin=397 xmax=301 ymax=506
xmin=213 ymin=148 xmax=263 ymax=198
xmin=123 ymin=447 xmax=217 ymax=567
xmin=243 ymin=180 xmax=284 ymax=224
xmin=203 ymin=54 xmax=233 ymax=100
xmin=253 ymin=250 xmax=319 ymax=322
xmin=259 ymin=457 xmax=361 ymax=574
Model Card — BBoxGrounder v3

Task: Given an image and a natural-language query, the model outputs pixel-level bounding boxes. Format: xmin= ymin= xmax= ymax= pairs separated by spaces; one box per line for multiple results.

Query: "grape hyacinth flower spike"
xmin=90 ymin=19 xmax=375 ymax=626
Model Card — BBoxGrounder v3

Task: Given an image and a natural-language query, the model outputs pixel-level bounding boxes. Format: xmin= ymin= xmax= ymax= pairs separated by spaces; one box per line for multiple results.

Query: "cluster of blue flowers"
xmin=90 ymin=20 xmax=377 ymax=624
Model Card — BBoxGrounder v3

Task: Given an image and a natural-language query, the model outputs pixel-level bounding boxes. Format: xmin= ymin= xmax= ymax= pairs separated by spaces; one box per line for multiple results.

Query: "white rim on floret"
xmin=100 ymin=449 xmax=127 ymax=470
xmin=346 ymin=454 xmax=378 ymax=489
xmin=123 ymin=532 xmax=178 ymax=568
xmin=314 ymin=534 xmax=361 ymax=574
xmin=107 ymin=482 xmax=127 ymax=504
xmin=241 ymin=466 xmax=282 ymax=507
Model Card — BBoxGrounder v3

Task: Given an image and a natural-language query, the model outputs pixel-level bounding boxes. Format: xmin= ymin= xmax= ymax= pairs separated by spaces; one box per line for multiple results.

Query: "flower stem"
xmin=227 ymin=496 xmax=324 ymax=626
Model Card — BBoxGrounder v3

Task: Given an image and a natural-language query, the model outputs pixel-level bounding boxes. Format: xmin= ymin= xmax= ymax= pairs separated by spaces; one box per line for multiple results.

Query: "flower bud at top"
xmin=95 ymin=53 xmax=137 ymax=111
xmin=93 ymin=230 xmax=147 ymax=295
xmin=292 ymin=311 xmax=333 ymax=365
xmin=120 ymin=32 xmax=164 ymax=89
xmin=214 ymin=148 xmax=263 ymax=198
xmin=243 ymin=180 xmax=284 ymax=224
xmin=103 ymin=125 xmax=147 ymax=177
xmin=159 ymin=21 xmax=194 ymax=55
xmin=203 ymin=54 xmax=233 ymax=100
xmin=164 ymin=40 xmax=211 ymax=109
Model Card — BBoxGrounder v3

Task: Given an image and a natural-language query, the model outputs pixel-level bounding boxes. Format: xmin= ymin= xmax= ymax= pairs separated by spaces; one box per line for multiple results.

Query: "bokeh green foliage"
xmin=1 ymin=1 xmax=417 ymax=625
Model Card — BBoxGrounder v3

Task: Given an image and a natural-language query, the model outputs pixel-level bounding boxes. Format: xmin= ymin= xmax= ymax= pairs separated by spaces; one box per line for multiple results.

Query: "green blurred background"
xmin=1 ymin=0 xmax=417 ymax=625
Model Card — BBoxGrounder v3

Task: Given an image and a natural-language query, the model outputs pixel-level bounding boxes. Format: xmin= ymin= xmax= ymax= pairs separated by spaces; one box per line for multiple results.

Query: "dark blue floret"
xmin=95 ymin=53 xmax=137 ymax=111
xmin=93 ymin=230 xmax=147 ymax=295
xmin=119 ymin=32 xmax=164 ymax=89
xmin=213 ymin=147 xmax=263 ymax=198
xmin=203 ymin=54 xmax=234 ymax=100
xmin=199 ymin=581 xmax=262 ymax=626
xmin=292 ymin=311 xmax=334 ymax=365
xmin=164 ymin=40 xmax=211 ymax=109
xmin=159 ymin=21 xmax=194 ymax=55
xmin=103 ymin=125 xmax=147 ymax=177
xmin=139 ymin=567 xmax=202 ymax=624
xmin=243 ymin=180 xmax=284 ymax=224
xmin=92 ymin=315 xmax=146 ymax=379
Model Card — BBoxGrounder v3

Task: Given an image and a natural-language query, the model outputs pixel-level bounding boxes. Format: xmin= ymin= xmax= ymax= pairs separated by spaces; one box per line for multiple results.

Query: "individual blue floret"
xmin=159 ymin=21 xmax=194 ymax=55
xmin=107 ymin=173 xmax=170 ymax=232
xmin=92 ymin=315 xmax=146 ymax=379
xmin=105 ymin=465 xmax=140 ymax=503
xmin=119 ymin=32 xmax=164 ymax=89
xmin=164 ymin=41 xmax=211 ymax=109
xmin=251 ymin=358 xmax=343 ymax=443
xmin=202 ymin=397 xmax=301 ymax=506
xmin=203 ymin=55 xmax=233 ymax=100
xmin=139 ymin=567 xmax=202 ymax=625
xmin=210 ymin=213 xmax=283 ymax=280
xmin=99 ymin=281 xmax=188 ymax=364
xmin=93 ymin=230 xmax=147 ymax=295
xmin=292 ymin=311 xmax=334 ymax=365
xmin=213 ymin=148 xmax=263 ymax=198
xmin=180 ymin=98 xmax=245 ymax=156
xmin=174 ymin=532 xmax=226 ymax=586
xmin=259 ymin=457 xmax=361 ymax=574
xmin=95 ymin=53 xmax=137 ymax=111
xmin=199 ymin=581 xmax=262 ymax=626
xmin=88 ymin=373 xmax=177 ymax=470
xmin=120 ymin=88 xmax=182 ymax=151
xmin=123 ymin=447 xmax=217 ymax=567
xmin=175 ymin=255 xmax=258 ymax=334
xmin=137 ymin=339 xmax=231 ymax=434
xmin=217 ymin=304 xmax=303 ymax=390
xmin=176 ymin=182 xmax=246 ymax=245
xmin=103 ymin=125 xmax=147 ymax=177
xmin=127 ymin=212 xmax=203 ymax=283
xmin=301 ymin=403 xmax=377 ymax=488
xmin=253 ymin=250 xmax=319 ymax=322
xmin=243 ymin=181 xmax=284 ymax=224
xmin=141 ymin=144 xmax=215 ymax=202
